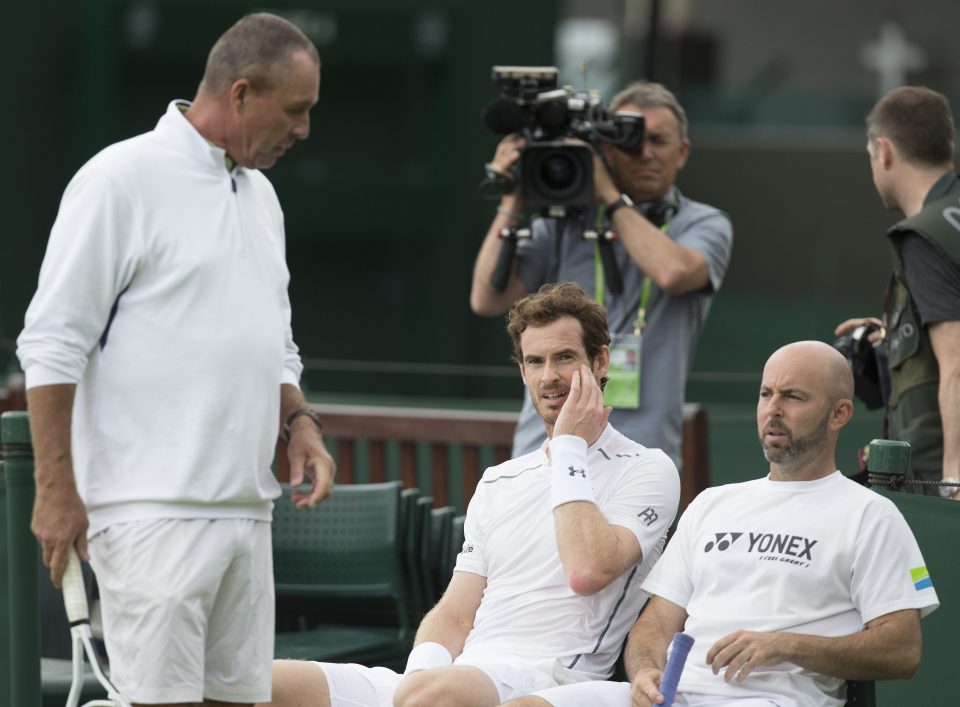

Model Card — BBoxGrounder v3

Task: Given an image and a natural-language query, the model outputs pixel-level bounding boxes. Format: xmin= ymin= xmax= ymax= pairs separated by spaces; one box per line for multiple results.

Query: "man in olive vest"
xmin=836 ymin=86 xmax=960 ymax=501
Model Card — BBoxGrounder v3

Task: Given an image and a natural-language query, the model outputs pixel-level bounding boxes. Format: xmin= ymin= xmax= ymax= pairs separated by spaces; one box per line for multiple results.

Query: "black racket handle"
xmin=598 ymin=237 xmax=623 ymax=295
xmin=490 ymin=233 xmax=518 ymax=293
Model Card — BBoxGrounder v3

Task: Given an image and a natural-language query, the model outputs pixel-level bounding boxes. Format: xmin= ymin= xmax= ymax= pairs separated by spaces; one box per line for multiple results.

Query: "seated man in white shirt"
xmin=260 ymin=282 xmax=680 ymax=707
xmin=503 ymin=340 xmax=939 ymax=707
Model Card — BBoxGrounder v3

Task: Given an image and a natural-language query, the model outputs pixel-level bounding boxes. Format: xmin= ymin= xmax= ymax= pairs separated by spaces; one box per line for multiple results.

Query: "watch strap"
xmin=284 ymin=408 xmax=323 ymax=440
xmin=604 ymin=193 xmax=635 ymax=220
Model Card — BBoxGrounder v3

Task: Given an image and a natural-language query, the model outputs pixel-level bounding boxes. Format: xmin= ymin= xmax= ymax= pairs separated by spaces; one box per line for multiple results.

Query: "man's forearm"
xmin=27 ymin=384 xmax=78 ymax=488
xmin=610 ymin=209 xmax=709 ymax=294
xmin=938 ymin=370 xmax=960 ymax=489
xmin=279 ymin=383 xmax=308 ymax=431
xmin=709 ymin=610 xmax=922 ymax=683
xmin=927 ymin=320 xmax=960 ymax=493
xmin=554 ymin=501 xmax=638 ymax=595
xmin=411 ymin=603 xmax=474 ymax=658
xmin=469 ymin=195 xmax=528 ymax=316
xmin=624 ymin=598 xmax=686 ymax=678
xmin=772 ymin=615 xmax=920 ymax=680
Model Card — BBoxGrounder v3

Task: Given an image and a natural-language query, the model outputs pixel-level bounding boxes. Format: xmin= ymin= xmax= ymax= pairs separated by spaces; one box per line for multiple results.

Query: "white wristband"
xmin=549 ymin=435 xmax=595 ymax=509
xmin=404 ymin=642 xmax=453 ymax=674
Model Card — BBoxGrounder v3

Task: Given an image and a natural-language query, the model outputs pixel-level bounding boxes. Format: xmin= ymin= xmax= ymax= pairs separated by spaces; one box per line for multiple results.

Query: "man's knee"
xmin=261 ymin=659 xmax=331 ymax=707
xmin=498 ymin=698 xmax=552 ymax=707
xmin=393 ymin=670 xmax=445 ymax=707
xmin=394 ymin=667 xmax=499 ymax=707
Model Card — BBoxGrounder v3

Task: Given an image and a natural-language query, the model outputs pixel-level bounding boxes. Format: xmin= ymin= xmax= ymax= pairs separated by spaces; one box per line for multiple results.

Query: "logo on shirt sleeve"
xmin=911 ymin=566 xmax=933 ymax=591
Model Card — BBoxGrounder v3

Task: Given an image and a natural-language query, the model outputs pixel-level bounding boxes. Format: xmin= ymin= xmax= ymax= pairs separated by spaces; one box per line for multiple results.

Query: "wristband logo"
xmin=568 ymin=466 xmax=587 ymax=478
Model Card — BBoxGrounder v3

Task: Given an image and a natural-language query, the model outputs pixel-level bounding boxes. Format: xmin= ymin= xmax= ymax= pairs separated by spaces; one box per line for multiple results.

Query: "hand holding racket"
xmin=659 ymin=633 xmax=695 ymax=707
xmin=62 ymin=547 xmax=132 ymax=707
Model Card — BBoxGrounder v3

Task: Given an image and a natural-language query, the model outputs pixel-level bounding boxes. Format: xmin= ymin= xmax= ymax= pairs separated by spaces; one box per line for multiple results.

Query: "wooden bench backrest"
xmin=278 ymin=403 xmax=710 ymax=515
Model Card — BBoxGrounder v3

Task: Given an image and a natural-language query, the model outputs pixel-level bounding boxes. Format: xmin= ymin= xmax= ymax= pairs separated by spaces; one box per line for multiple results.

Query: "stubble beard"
xmin=761 ymin=411 xmax=831 ymax=471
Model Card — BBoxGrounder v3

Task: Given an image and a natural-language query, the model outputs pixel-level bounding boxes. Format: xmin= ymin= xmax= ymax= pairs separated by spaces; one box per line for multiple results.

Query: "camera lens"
xmin=519 ymin=143 xmax=593 ymax=209
xmin=536 ymin=149 xmax=585 ymax=197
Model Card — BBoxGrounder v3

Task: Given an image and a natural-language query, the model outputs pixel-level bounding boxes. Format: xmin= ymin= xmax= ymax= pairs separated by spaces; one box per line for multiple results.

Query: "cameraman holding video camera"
xmin=470 ymin=79 xmax=733 ymax=467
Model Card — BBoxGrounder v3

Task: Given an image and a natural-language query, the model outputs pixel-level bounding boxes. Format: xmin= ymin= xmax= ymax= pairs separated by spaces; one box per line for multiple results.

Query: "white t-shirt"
xmin=455 ymin=424 xmax=680 ymax=682
xmin=642 ymin=471 xmax=940 ymax=707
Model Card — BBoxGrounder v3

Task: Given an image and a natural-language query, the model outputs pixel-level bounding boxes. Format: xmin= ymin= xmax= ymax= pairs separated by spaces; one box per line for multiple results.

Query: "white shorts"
xmin=532 ymin=681 xmax=796 ymax=707
xmin=319 ymin=660 xmax=558 ymax=707
xmin=89 ymin=518 xmax=274 ymax=704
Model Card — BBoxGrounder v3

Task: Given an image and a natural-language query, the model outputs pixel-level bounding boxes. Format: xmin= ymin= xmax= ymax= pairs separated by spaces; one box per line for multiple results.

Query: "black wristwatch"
xmin=284 ymin=408 xmax=323 ymax=440
xmin=604 ymin=193 xmax=635 ymax=220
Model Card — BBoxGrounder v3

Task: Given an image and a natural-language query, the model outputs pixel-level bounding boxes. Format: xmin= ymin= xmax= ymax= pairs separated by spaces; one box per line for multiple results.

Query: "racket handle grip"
xmin=62 ymin=547 xmax=90 ymax=623
xmin=660 ymin=632 xmax=695 ymax=707
xmin=490 ymin=233 xmax=518 ymax=293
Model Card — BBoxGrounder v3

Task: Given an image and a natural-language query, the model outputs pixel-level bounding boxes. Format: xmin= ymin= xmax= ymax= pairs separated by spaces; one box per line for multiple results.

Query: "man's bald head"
xmin=764 ymin=340 xmax=854 ymax=405
xmin=758 ymin=341 xmax=856 ymax=478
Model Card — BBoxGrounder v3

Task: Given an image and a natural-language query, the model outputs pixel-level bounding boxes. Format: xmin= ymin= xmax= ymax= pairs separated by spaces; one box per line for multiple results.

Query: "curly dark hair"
xmin=506 ymin=282 xmax=611 ymax=366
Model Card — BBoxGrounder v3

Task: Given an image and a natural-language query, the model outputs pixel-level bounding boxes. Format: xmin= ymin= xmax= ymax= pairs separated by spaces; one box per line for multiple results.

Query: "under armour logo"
xmin=568 ymin=466 xmax=586 ymax=478
xmin=704 ymin=532 xmax=743 ymax=552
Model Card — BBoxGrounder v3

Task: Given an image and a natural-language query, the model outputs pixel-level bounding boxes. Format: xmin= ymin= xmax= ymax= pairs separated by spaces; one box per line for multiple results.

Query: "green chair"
xmin=845 ymin=680 xmax=875 ymax=706
xmin=415 ymin=496 xmax=436 ymax=608
xmin=400 ymin=487 xmax=426 ymax=624
xmin=429 ymin=506 xmax=455 ymax=597
xmin=447 ymin=514 xmax=466 ymax=584
xmin=272 ymin=481 xmax=412 ymax=668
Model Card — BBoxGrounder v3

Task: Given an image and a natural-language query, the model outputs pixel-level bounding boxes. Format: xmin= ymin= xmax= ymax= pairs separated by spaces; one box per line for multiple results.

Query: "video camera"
xmin=482 ymin=66 xmax=645 ymax=213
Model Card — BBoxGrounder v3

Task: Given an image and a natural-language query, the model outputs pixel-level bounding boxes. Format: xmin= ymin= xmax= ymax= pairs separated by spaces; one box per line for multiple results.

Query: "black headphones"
xmin=643 ymin=190 xmax=681 ymax=227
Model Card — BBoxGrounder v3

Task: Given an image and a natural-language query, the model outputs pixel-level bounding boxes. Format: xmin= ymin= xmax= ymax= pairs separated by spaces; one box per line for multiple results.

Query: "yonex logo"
xmin=704 ymin=532 xmax=742 ymax=552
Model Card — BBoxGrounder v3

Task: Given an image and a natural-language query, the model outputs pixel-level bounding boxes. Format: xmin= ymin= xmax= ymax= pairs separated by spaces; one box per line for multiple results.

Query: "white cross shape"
xmin=861 ymin=21 xmax=927 ymax=97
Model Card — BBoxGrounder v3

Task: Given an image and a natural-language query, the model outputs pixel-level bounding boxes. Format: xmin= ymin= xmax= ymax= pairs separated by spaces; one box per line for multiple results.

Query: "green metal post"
xmin=2 ymin=410 xmax=41 ymax=707
xmin=1 ymin=456 xmax=10 ymax=707
xmin=867 ymin=438 xmax=912 ymax=478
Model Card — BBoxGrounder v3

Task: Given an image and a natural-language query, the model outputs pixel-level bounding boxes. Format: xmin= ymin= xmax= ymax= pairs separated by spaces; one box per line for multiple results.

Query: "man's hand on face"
xmin=553 ymin=364 xmax=611 ymax=443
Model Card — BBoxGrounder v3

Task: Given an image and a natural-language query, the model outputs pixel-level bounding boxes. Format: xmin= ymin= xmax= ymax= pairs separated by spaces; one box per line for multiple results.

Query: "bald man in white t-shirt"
xmin=504 ymin=341 xmax=939 ymax=707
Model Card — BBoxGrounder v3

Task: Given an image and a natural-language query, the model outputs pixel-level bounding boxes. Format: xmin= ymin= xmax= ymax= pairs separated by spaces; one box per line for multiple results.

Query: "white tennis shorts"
xmin=532 ymin=681 xmax=798 ymax=707
xmin=89 ymin=517 xmax=274 ymax=704
xmin=319 ymin=660 xmax=558 ymax=707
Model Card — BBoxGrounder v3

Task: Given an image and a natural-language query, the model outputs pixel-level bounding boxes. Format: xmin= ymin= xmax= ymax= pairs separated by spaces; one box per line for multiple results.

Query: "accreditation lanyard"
xmin=593 ymin=209 xmax=672 ymax=337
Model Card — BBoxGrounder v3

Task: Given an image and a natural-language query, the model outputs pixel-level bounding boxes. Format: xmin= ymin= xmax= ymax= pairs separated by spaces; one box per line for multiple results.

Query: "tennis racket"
xmin=62 ymin=547 xmax=132 ymax=707
xmin=659 ymin=632 xmax=695 ymax=707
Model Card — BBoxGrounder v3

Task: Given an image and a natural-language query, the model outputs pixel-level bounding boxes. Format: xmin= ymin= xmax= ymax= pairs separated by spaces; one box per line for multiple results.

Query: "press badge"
xmin=604 ymin=332 xmax=641 ymax=409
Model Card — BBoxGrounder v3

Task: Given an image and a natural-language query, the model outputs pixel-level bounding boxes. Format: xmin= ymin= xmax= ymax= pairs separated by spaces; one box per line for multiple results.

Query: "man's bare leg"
xmin=394 ymin=665 xmax=501 ymax=707
xmin=256 ymin=660 xmax=332 ymax=707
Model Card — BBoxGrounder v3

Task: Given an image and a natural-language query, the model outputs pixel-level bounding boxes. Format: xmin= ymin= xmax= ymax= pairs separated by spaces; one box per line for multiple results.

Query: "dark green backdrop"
xmin=3 ymin=0 xmax=903 ymax=478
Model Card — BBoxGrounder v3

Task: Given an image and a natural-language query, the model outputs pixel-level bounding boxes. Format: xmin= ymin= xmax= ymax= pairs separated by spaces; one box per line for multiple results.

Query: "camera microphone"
xmin=534 ymin=98 xmax=569 ymax=136
xmin=482 ymin=96 xmax=529 ymax=135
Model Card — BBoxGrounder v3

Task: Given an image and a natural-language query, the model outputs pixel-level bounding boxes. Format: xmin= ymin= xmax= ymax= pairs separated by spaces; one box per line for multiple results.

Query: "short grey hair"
xmin=198 ymin=12 xmax=320 ymax=96
xmin=610 ymin=81 xmax=688 ymax=141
